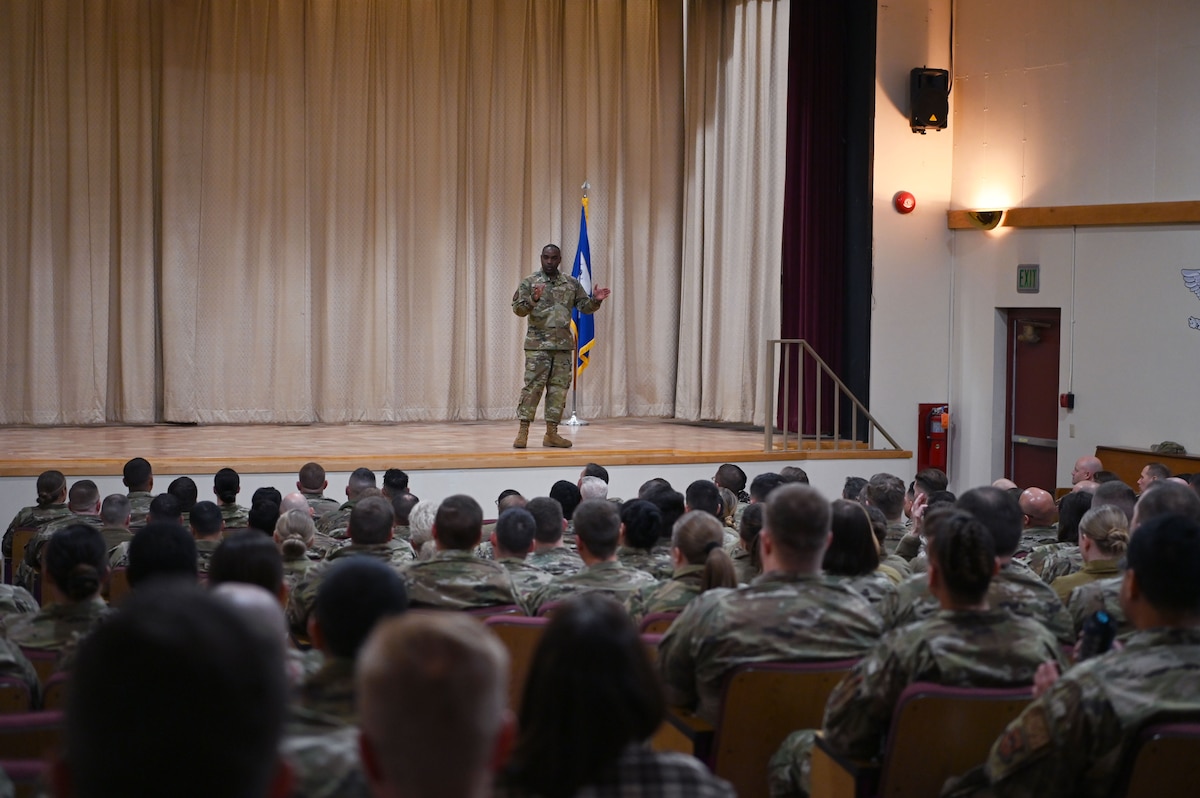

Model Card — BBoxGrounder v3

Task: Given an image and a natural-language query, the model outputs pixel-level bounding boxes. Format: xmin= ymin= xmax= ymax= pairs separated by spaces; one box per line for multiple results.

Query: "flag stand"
xmin=565 ymin=179 xmax=593 ymax=428
xmin=564 ymin=339 xmax=588 ymax=426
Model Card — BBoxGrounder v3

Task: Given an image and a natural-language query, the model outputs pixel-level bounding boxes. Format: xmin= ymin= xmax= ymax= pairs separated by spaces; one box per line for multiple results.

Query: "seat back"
xmin=0 ymin=677 xmax=32 ymax=714
xmin=0 ymin=758 xmax=49 ymax=798
xmin=638 ymin=612 xmax=680 ymax=634
xmin=8 ymin=530 xmax=38 ymax=587
xmin=534 ymin=601 xmax=563 ymax=618
xmin=878 ymin=683 xmax=1034 ymax=798
xmin=464 ymin=603 xmax=523 ymax=618
xmin=0 ymin=711 xmax=64 ymax=762
xmin=20 ymin=650 xmax=58 ymax=686
xmin=106 ymin=567 xmax=131 ymax=606
xmin=1118 ymin=721 xmax=1200 ymax=797
xmin=710 ymin=660 xmax=858 ymax=798
xmin=483 ymin=616 xmax=550 ymax=714
xmin=40 ymin=672 xmax=70 ymax=711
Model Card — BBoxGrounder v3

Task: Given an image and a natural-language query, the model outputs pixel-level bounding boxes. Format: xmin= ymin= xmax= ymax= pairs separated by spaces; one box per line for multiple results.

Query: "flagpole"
xmin=565 ymin=180 xmax=590 ymax=428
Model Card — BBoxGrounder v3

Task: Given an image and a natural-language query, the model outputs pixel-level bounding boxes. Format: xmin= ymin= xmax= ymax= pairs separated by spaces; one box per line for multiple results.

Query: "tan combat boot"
xmin=543 ymin=421 xmax=573 ymax=448
xmin=513 ymin=420 xmax=530 ymax=449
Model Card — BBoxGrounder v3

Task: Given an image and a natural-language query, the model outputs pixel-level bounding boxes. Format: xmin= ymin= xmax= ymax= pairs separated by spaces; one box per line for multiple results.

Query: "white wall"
xmin=872 ymin=0 xmax=1200 ymax=491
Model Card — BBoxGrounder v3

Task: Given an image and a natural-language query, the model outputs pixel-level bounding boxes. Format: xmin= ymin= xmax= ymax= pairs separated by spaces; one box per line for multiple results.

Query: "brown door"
xmin=1004 ymin=308 xmax=1061 ymax=490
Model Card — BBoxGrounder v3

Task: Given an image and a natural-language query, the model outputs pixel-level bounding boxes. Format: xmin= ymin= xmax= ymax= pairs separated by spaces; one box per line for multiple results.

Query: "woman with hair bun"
xmin=1050 ymin=504 xmax=1129 ymax=602
xmin=625 ymin=510 xmax=738 ymax=623
xmin=273 ymin=509 xmax=319 ymax=590
xmin=3 ymin=470 xmax=70 ymax=559
xmin=5 ymin=523 xmax=112 ymax=668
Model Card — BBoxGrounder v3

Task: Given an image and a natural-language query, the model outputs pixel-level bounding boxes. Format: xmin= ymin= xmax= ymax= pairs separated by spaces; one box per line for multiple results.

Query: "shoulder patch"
xmin=991 ymin=704 xmax=1052 ymax=778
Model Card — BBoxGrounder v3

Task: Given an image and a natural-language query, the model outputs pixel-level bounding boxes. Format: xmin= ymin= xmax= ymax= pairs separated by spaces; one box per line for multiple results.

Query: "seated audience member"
xmin=549 ymin=480 xmax=582 ymax=546
xmin=357 ymin=611 xmax=513 ymax=798
xmin=254 ymin=486 xmax=284 ymax=510
xmin=3 ymin=524 xmax=113 ymax=668
xmin=523 ymin=497 xmax=584 ymax=577
xmin=3 ymin=470 xmax=69 ymax=557
xmin=402 ymin=495 xmax=519 ymax=611
xmin=209 ymin=530 xmax=286 ymax=601
xmin=842 ymin=476 xmax=868 ymax=502
xmin=578 ymin=462 xmax=611 ymax=489
xmin=579 ymin=476 xmax=608 ymax=501
xmin=1070 ymin=454 xmax=1103 ymax=485
xmin=210 ymin=582 xmax=301 ymax=687
xmin=1027 ymin=490 xmax=1092 ymax=582
xmin=145 ymin=492 xmax=183 ymax=527
xmin=714 ymin=463 xmax=750 ymax=504
xmin=492 ymin=507 xmax=552 ymax=607
xmin=317 ymin=468 xmax=378 ymax=539
xmin=526 ymin=499 xmax=657 ymax=615
xmin=168 ymin=476 xmax=199 ymax=524
xmin=686 ymin=479 xmax=738 ymax=550
xmin=1093 ymin=470 xmax=1121 ymax=484
xmin=408 ymin=499 xmax=440 ymax=560
xmin=382 ymin=468 xmax=410 ymax=499
xmin=213 ymin=467 xmax=250 ymax=528
xmin=390 ymin=491 xmax=420 ymax=546
xmin=658 ymin=484 xmax=883 ymax=723
xmin=864 ymin=504 xmax=914 ymax=581
xmin=780 ymin=466 xmax=810 ymax=484
xmin=616 ymin=499 xmax=672 ymax=579
xmin=717 ymin=487 xmax=739 ymax=529
xmin=822 ymin=499 xmax=898 ymax=609
xmin=749 ymin=471 xmax=786 ymax=505
xmin=249 ymin=500 xmax=282 ymax=536
xmin=886 ymin=490 xmax=954 ymax=575
xmin=883 ymin=486 xmax=1075 ymax=646
xmin=287 ymin=497 xmax=414 ymax=634
xmin=1015 ymin=487 xmax=1060 ymax=558
xmin=122 ymin=457 xmax=156 ymax=527
xmin=1137 ymin=461 xmax=1171 ymax=494
xmin=642 ymin=484 xmax=686 ymax=560
xmin=729 ymin=502 xmax=764 ymax=585
xmin=638 ymin=477 xmax=673 ymax=498
xmin=52 ymin=582 xmax=290 ymax=798
xmin=275 ymin=508 xmax=319 ymax=589
xmin=768 ymin=509 xmax=1066 ymax=798
xmin=946 ymin=513 xmax=1200 ymax=797
xmin=126 ymin=521 xmax=199 ymax=588
xmin=625 ymin=510 xmax=737 ymax=623
xmin=913 ymin=467 xmax=949 ymax=500
xmin=1092 ymin=479 xmax=1137 ymax=522
xmin=97 ymin=494 xmax=133 ymax=555
xmin=862 ymin=473 xmax=908 ymax=554
xmin=477 ymin=490 xmax=526 ymax=561
xmin=298 ymin=461 xmax=341 ymax=519
xmin=17 ymin=479 xmax=103 ymax=591
xmin=1051 ymin=505 xmax=1128 ymax=602
xmin=190 ymin=500 xmax=225 ymax=574
xmin=497 ymin=594 xmax=734 ymax=798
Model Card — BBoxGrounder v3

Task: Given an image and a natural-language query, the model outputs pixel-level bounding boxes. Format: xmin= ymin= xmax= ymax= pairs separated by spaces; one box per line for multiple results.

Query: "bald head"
xmin=1019 ymin=488 xmax=1058 ymax=527
xmin=280 ymin=492 xmax=312 ymax=515
xmin=1071 ymin=455 xmax=1103 ymax=485
xmin=992 ymin=478 xmax=1019 ymax=492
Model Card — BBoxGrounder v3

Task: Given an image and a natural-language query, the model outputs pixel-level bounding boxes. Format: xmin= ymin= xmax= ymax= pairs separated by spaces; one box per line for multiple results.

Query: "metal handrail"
xmin=763 ymin=339 xmax=902 ymax=453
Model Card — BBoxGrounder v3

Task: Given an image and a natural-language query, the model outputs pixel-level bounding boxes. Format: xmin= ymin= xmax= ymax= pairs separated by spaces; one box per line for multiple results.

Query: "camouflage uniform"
xmin=879 ymin=553 xmax=912 ymax=579
xmin=834 ymin=571 xmax=899 ymax=611
xmin=1050 ymin=558 xmax=1120 ymax=603
xmin=2 ymin=502 xmax=71 ymax=558
xmin=219 ymin=502 xmax=250 ymax=529
xmin=499 ymin=557 xmax=554 ymax=610
xmin=99 ymin=524 xmax=132 ymax=557
xmin=1027 ymin=542 xmax=1082 ymax=583
xmin=282 ymin=555 xmax=317 ymax=592
xmin=126 ymin=491 xmax=154 ymax=527
xmin=894 ymin=531 xmax=924 ymax=562
xmin=303 ymin=492 xmax=342 ymax=520
xmin=2 ymin=596 xmax=111 ymax=670
xmin=1065 ymin=576 xmax=1129 ymax=639
xmin=625 ymin=564 xmax=704 ymax=623
xmin=729 ymin=544 xmax=759 ymax=585
xmin=883 ymin=520 xmax=908 ymax=555
xmin=525 ymin=545 xmax=584 ymax=578
xmin=617 ymin=546 xmax=675 ymax=580
xmin=292 ymin=656 xmax=357 ymax=729
xmin=316 ymin=501 xmax=356 ymax=540
xmin=658 ymin=572 xmax=883 ymax=723
xmin=403 ymin=549 xmax=520 ymax=611
xmin=17 ymin=513 xmax=105 ymax=592
xmin=512 ymin=270 xmax=602 ymax=423
xmin=1013 ymin=526 xmax=1059 ymax=561
xmin=0 ymin=586 xmax=38 ymax=623
xmin=957 ymin=627 xmax=1200 ymax=797
xmin=882 ymin=560 xmax=1075 ymax=645
xmin=286 ymin=541 xmax=415 ymax=635
xmin=526 ymin=560 xmax=658 ymax=616
xmin=195 ymin=538 xmax=221 ymax=575
xmin=281 ymin=724 xmax=369 ymax=798
xmin=768 ymin=609 xmax=1066 ymax=797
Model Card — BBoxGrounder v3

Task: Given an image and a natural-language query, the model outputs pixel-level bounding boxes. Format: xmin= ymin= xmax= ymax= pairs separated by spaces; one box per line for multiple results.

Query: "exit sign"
xmin=1017 ymin=264 xmax=1040 ymax=294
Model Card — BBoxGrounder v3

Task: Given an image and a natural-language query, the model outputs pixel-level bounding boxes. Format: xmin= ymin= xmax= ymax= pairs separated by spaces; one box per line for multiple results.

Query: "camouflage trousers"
xmin=518 ymin=349 xmax=573 ymax=423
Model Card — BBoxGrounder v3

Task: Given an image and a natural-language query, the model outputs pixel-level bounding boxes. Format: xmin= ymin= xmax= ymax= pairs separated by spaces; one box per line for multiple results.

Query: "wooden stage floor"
xmin=0 ymin=418 xmax=906 ymax=477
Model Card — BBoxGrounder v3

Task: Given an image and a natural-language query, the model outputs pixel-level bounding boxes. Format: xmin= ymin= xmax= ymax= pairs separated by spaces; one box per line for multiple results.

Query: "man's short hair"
xmin=251 ymin=487 xmax=282 ymax=508
xmin=864 ymin=473 xmax=906 ymax=518
xmin=764 ymin=484 xmax=832 ymax=558
xmin=1134 ymin=481 xmax=1200 ymax=528
xmin=433 ymin=495 xmax=484 ymax=550
xmin=642 ymin=486 xmax=685 ymax=540
xmin=127 ymin=522 xmax=198 ymax=588
xmin=581 ymin=463 xmax=610 ymax=484
xmin=549 ymin=481 xmax=582 ymax=520
xmin=620 ymin=499 xmax=662 ymax=551
xmin=714 ymin=463 xmax=747 ymax=494
xmin=147 ymin=493 xmax=182 ymax=524
xmin=495 ymin=508 xmax=537 ymax=556
xmin=67 ymin=480 xmax=100 ymax=512
xmin=1144 ymin=462 xmax=1172 ymax=482
xmin=956 ymin=486 xmax=1023 ymax=556
xmin=914 ymin=467 xmax=949 ymax=495
xmin=100 ymin=494 xmax=131 ymax=526
xmin=685 ymin=480 xmax=723 ymax=518
xmin=122 ymin=457 xmax=152 ymax=490
xmin=1093 ymin=470 xmax=1121 ymax=484
xmin=842 ymin=476 xmax=867 ymax=502
xmin=637 ymin=478 xmax=672 ymax=498
xmin=573 ymin=499 xmax=622 ymax=559
xmin=350 ymin=496 xmax=395 ymax=545
xmin=750 ymin=472 xmax=785 ymax=502
xmin=579 ymin=476 xmax=609 ymax=501
xmin=348 ymin=467 xmax=378 ymax=497
xmin=208 ymin=530 xmax=284 ymax=596
xmin=247 ymin=500 xmax=280 ymax=535
xmin=497 ymin=491 xmax=527 ymax=513
xmin=189 ymin=501 xmax=223 ymax=538
xmin=383 ymin=468 xmax=409 ymax=496
xmin=392 ymin=492 xmax=420 ymax=526
xmin=66 ymin=582 xmax=286 ymax=798
xmin=357 ymin=612 xmax=509 ymax=798
xmin=315 ymin=558 xmax=408 ymax=660
xmin=167 ymin=477 xmax=199 ymax=513
xmin=299 ymin=462 xmax=326 ymax=491
xmin=527 ymin=497 xmax=565 ymax=544
xmin=779 ymin=466 xmax=810 ymax=484
xmin=1127 ymin=514 xmax=1200 ymax=615
xmin=1092 ymin=481 xmax=1137 ymax=522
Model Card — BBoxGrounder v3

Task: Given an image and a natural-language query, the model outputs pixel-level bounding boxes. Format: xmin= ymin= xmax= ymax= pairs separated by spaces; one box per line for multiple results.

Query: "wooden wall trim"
xmin=947 ymin=200 xmax=1200 ymax=230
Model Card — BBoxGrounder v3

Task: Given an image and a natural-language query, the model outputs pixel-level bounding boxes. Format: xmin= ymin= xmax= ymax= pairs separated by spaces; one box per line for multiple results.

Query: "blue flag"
xmin=570 ymin=198 xmax=594 ymax=377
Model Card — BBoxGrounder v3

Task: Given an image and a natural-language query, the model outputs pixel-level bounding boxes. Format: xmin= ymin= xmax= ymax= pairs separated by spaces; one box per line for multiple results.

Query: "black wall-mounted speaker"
xmin=910 ymin=68 xmax=949 ymax=133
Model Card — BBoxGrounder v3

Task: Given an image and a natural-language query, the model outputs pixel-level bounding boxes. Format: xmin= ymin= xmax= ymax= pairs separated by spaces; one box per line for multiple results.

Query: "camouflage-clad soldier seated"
xmin=108 ymin=494 xmax=185 ymax=570
xmin=822 ymin=499 xmax=900 ymax=611
xmin=626 ymin=510 xmax=737 ymax=623
xmin=2 ymin=470 xmax=70 ymax=558
xmin=18 ymin=479 xmax=104 ymax=592
xmin=188 ymin=501 xmax=225 ymax=575
xmin=526 ymin=499 xmax=658 ymax=616
xmin=121 ymin=457 xmax=156 ymax=529
xmin=1050 ymin=505 xmax=1127 ymax=602
xmin=616 ymin=499 xmax=674 ymax=580
xmin=275 ymin=507 xmax=321 ymax=590
xmin=298 ymin=461 xmax=343 ymax=520
xmin=658 ymin=485 xmax=883 ymax=724
xmin=523 ymin=497 xmax=584 ymax=578
xmin=212 ymin=466 xmax=250 ymax=530
xmin=316 ymin=467 xmax=378 ymax=540
xmin=491 ymin=508 xmax=553 ymax=608
xmin=728 ymin=502 xmax=764 ymax=585
xmin=403 ymin=495 xmax=520 ymax=611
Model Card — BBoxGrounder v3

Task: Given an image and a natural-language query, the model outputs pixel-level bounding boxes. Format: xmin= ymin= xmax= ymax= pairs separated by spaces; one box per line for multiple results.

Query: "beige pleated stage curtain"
xmin=1 ymin=0 xmax=787 ymax=426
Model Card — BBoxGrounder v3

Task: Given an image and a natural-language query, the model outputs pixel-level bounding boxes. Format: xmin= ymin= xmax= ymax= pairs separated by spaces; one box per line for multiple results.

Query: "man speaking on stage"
xmin=511 ymin=244 xmax=610 ymax=449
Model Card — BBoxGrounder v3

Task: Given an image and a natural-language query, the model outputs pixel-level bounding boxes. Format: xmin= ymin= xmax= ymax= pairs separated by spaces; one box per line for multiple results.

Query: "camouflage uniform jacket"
xmin=498 ymin=557 xmax=554 ymax=610
xmin=1027 ymin=542 xmax=1082 ymax=583
xmin=195 ymin=538 xmax=222 ymax=575
xmin=526 ymin=560 xmax=658 ymax=616
xmin=894 ymin=531 xmax=924 ymax=562
xmin=126 ymin=491 xmax=154 ymax=527
xmin=316 ymin=501 xmax=356 ymax=539
xmin=1066 ymin=576 xmax=1129 ymax=640
xmin=282 ymin=556 xmax=317 ymax=592
xmin=1014 ymin=525 xmax=1059 ymax=561
xmin=512 ymin=270 xmax=602 ymax=350
xmin=617 ymin=546 xmax=675 ymax=580
xmin=286 ymin=541 xmax=414 ymax=635
xmin=625 ymin=564 xmax=704 ymax=623
xmin=292 ymin=656 xmax=357 ymax=729
xmin=403 ymin=549 xmax=520 ymax=610
xmin=2 ymin=596 xmax=111 ymax=664
xmin=0 ymin=638 xmax=40 ymax=709
xmin=979 ymin=627 xmax=1200 ymax=797
xmin=219 ymin=502 xmax=250 ymax=529
xmin=17 ymin=514 xmax=105 ymax=592
xmin=281 ymin=724 xmax=369 ymax=798
xmin=1051 ymin=558 xmax=1120 ymax=603
xmin=496 ymin=743 xmax=736 ymax=798
xmin=729 ymin=544 xmax=760 ymax=586
xmin=880 ymin=553 xmax=912 ymax=579
xmin=883 ymin=520 xmax=908 ymax=555
xmin=525 ymin=545 xmax=584 ymax=578
xmin=3 ymin=502 xmax=71 ymax=557
xmin=303 ymin=492 xmax=342 ymax=520
xmin=658 ymin=571 xmax=883 ymax=723
xmin=0 ymin=586 xmax=38 ymax=624
xmin=835 ymin=571 xmax=900 ymax=611
xmin=99 ymin=525 xmax=132 ymax=556
xmin=109 ymin=540 xmax=132 ymax=569
xmin=883 ymin=560 xmax=1075 ymax=645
